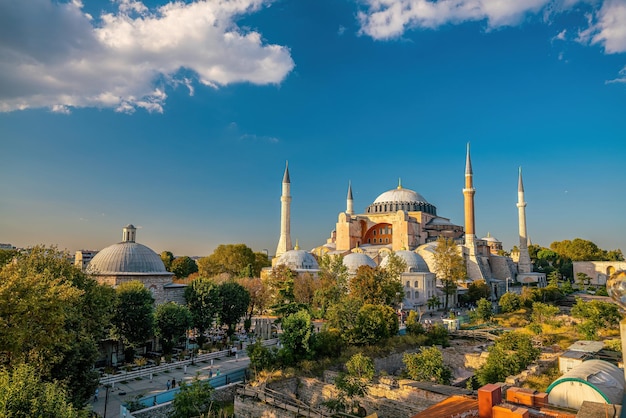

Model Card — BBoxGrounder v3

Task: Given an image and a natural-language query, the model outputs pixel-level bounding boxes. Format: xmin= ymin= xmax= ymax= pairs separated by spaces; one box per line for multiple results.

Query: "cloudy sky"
xmin=1 ymin=0 xmax=625 ymax=257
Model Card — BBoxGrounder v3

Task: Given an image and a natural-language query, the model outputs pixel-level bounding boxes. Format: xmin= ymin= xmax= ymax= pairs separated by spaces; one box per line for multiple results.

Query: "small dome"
xmin=275 ymin=249 xmax=319 ymax=270
xmin=367 ymin=184 xmax=437 ymax=215
xmin=380 ymin=250 xmax=430 ymax=273
xmin=482 ymin=232 xmax=500 ymax=242
xmin=87 ymin=242 xmax=169 ymax=275
xmin=343 ymin=252 xmax=376 ymax=274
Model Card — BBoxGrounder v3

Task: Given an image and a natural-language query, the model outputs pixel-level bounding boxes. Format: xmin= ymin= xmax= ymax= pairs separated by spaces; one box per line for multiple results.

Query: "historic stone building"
xmin=86 ymin=224 xmax=185 ymax=305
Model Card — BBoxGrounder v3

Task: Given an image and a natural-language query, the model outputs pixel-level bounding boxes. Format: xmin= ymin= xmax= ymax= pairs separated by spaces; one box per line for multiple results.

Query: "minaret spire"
xmin=463 ymin=143 xmax=476 ymax=243
xmin=346 ymin=181 xmax=354 ymax=216
xmin=517 ymin=167 xmax=532 ymax=274
xmin=275 ymin=161 xmax=293 ymax=258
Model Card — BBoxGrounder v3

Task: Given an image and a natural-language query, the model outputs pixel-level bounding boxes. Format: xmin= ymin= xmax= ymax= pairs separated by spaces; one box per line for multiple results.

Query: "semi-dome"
xmin=380 ymin=250 xmax=430 ymax=273
xmin=275 ymin=249 xmax=319 ymax=270
xmin=87 ymin=225 xmax=170 ymax=275
xmin=342 ymin=252 xmax=376 ymax=274
xmin=367 ymin=182 xmax=437 ymax=215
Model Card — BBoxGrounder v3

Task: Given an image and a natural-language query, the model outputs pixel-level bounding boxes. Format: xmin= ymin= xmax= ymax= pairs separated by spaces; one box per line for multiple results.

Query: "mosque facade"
xmin=270 ymin=144 xmax=541 ymax=311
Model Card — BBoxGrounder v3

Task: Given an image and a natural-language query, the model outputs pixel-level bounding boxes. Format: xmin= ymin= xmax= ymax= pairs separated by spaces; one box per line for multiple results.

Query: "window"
xmin=414 ymin=281 xmax=419 ymax=288
xmin=406 ymin=291 xmax=411 ymax=299
xmin=406 ymin=281 xmax=410 ymax=287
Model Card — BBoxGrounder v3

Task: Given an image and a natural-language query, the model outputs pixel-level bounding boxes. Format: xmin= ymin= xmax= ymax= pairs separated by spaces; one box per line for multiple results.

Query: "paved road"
xmin=91 ymin=353 xmax=250 ymax=418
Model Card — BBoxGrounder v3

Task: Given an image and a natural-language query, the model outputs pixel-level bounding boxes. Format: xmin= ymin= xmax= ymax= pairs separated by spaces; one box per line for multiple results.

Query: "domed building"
xmin=342 ymin=251 xmax=377 ymax=275
xmin=87 ymin=225 xmax=182 ymax=305
xmin=379 ymin=250 xmax=438 ymax=311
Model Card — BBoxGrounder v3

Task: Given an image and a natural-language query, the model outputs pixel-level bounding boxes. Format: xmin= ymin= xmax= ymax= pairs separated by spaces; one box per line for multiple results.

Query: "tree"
xmin=475 ymin=332 xmax=540 ymax=386
xmin=576 ymin=272 xmax=592 ymax=291
xmin=498 ymin=292 xmax=521 ymax=313
xmin=238 ymin=276 xmax=270 ymax=323
xmin=474 ymin=298 xmax=493 ymax=322
xmin=0 ymin=245 xmax=114 ymax=406
xmin=531 ymin=302 xmax=560 ymax=326
xmin=171 ymin=374 xmax=215 ymax=418
xmin=279 ymin=309 xmax=314 ymax=365
xmin=293 ymin=272 xmax=321 ymax=307
xmin=155 ymin=302 xmax=193 ymax=355
xmin=403 ymin=346 xmax=452 ymax=385
xmin=266 ymin=264 xmax=308 ymax=320
xmin=325 ymin=353 xmax=374 ymax=415
xmin=197 ymin=244 xmax=258 ymax=279
xmin=217 ymin=281 xmax=250 ymax=337
xmin=315 ymin=254 xmax=349 ymax=318
xmin=0 ymin=248 xmax=17 ymax=267
xmin=160 ymin=251 xmax=174 ymax=271
xmin=185 ymin=277 xmax=220 ymax=346
xmin=0 ymin=363 xmax=85 ymax=418
xmin=571 ymin=297 xmax=621 ymax=340
xmin=427 ymin=295 xmax=440 ymax=311
xmin=111 ymin=281 xmax=155 ymax=359
xmin=465 ymin=279 xmax=491 ymax=304
xmin=432 ymin=236 xmax=467 ymax=310
xmin=349 ymin=265 xmax=403 ymax=307
xmin=405 ymin=310 xmax=425 ymax=335
xmin=353 ymin=303 xmax=399 ymax=345
xmin=171 ymin=256 xmax=198 ymax=279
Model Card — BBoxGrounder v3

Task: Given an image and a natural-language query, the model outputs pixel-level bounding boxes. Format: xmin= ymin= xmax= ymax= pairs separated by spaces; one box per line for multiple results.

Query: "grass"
xmin=522 ymin=363 xmax=561 ymax=392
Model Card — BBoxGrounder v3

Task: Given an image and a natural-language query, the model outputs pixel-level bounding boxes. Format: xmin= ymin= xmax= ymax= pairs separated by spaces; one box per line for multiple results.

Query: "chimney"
xmin=478 ymin=384 xmax=502 ymax=418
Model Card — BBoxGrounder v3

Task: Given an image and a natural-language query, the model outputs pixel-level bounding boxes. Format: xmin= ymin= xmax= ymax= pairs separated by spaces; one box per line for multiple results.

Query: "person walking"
xmin=166 ymin=379 xmax=171 ymax=390
xmin=94 ymin=388 xmax=99 ymax=402
xmin=172 ymin=378 xmax=176 ymax=388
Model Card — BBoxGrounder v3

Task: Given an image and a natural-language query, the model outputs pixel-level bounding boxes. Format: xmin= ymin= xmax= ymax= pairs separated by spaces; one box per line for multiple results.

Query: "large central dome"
xmin=367 ymin=184 xmax=437 ymax=215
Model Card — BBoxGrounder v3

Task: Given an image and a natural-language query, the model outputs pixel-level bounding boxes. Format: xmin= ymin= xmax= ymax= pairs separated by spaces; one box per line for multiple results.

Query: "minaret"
xmin=346 ymin=181 xmax=354 ymax=215
xmin=517 ymin=167 xmax=532 ymax=274
xmin=122 ymin=224 xmax=136 ymax=242
xmin=463 ymin=143 xmax=476 ymax=246
xmin=275 ymin=162 xmax=293 ymax=258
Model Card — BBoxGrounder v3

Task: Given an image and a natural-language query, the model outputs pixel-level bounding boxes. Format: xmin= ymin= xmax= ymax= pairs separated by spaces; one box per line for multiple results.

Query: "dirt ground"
xmin=442 ymin=338 xmax=492 ymax=382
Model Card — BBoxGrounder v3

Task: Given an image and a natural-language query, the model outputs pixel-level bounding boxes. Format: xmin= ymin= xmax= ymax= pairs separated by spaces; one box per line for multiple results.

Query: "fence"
xmin=100 ymin=338 xmax=278 ymax=386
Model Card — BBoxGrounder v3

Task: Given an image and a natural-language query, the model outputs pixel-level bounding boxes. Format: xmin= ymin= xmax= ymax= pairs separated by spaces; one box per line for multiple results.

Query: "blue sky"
xmin=1 ymin=0 xmax=626 ymax=257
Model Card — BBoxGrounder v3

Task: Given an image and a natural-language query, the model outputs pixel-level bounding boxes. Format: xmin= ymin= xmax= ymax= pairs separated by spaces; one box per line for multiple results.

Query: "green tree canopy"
xmin=197 ymin=244 xmax=261 ymax=279
xmin=475 ymin=332 xmax=540 ymax=386
xmin=184 ymin=277 xmax=220 ymax=345
xmin=314 ymin=254 xmax=349 ymax=318
xmin=0 ymin=246 xmax=114 ymax=406
xmin=432 ymin=237 xmax=467 ymax=310
xmin=237 ymin=276 xmax=270 ymax=321
xmin=353 ymin=303 xmax=399 ymax=345
xmin=171 ymin=256 xmax=198 ymax=279
xmin=325 ymin=353 xmax=374 ymax=415
xmin=111 ymin=281 xmax=155 ymax=355
xmin=0 ymin=248 xmax=17 ymax=268
xmin=217 ymin=281 xmax=250 ymax=336
xmin=403 ymin=346 xmax=452 ymax=385
xmin=0 ymin=363 xmax=85 ymax=418
xmin=473 ymin=298 xmax=493 ymax=323
xmin=171 ymin=374 xmax=215 ymax=418
xmin=279 ymin=309 xmax=314 ymax=365
xmin=550 ymin=238 xmax=622 ymax=261
xmin=465 ymin=279 xmax=491 ymax=304
xmin=571 ymin=297 xmax=622 ymax=339
xmin=498 ymin=292 xmax=521 ymax=313
xmin=349 ymin=265 xmax=403 ymax=307
xmin=156 ymin=302 xmax=193 ymax=355
xmin=266 ymin=264 xmax=308 ymax=320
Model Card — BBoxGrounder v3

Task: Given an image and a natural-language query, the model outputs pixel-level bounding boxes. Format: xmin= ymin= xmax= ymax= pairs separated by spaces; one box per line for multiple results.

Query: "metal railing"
xmin=100 ymin=338 xmax=278 ymax=386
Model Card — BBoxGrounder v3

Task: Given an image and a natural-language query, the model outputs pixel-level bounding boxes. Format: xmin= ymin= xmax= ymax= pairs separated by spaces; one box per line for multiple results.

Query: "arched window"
xmin=414 ymin=281 xmax=419 ymax=288
xmin=406 ymin=281 xmax=410 ymax=287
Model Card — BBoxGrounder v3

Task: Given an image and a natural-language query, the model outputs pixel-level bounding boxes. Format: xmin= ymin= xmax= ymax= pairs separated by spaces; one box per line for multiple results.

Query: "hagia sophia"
xmin=81 ymin=144 xmax=546 ymax=317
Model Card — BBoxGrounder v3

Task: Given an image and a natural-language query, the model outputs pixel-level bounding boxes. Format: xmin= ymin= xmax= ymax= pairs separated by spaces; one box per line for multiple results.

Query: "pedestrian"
xmin=209 ymin=369 xmax=213 ymax=378
xmin=172 ymin=378 xmax=176 ymax=388
xmin=94 ymin=388 xmax=99 ymax=402
xmin=166 ymin=379 xmax=171 ymax=390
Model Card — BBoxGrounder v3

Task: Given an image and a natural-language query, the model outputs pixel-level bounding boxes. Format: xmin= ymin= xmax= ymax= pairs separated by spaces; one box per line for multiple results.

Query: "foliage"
xmin=247 ymin=339 xmax=278 ymax=373
xmin=426 ymin=323 xmax=449 ymax=347
xmin=216 ymin=281 xmax=250 ymax=336
xmin=576 ymin=272 xmax=592 ymax=290
xmin=498 ymin=292 xmax=521 ymax=313
xmin=237 ymin=276 xmax=270 ymax=320
xmin=571 ymin=297 xmax=622 ymax=340
xmin=405 ymin=310 xmax=425 ymax=335
xmin=531 ymin=302 xmax=560 ymax=325
xmin=311 ymin=328 xmax=345 ymax=359
xmin=473 ymin=298 xmax=493 ymax=322
xmin=352 ymin=304 xmax=399 ymax=346
xmin=155 ymin=302 xmax=193 ymax=355
xmin=160 ymin=251 xmax=174 ymax=271
xmin=265 ymin=265 xmax=308 ymax=320
xmin=465 ymin=280 xmax=491 ymax=304
xmin=403 ymin=346 xmax=452 ymax=385
xmin=604 ymin=339 xmax=622 ymax=354
xmin=427 ymin=295 xmax=440 ymax=310
xmin=0 ymin=363 xmax=86 ymax=418
xmin=325 ymin=298 xmax=362 ymax=342
xmin=279 ymin=310 xmax=314 ymax=365
xmin=550 ymin=238 xmax=624 ymax=262
xmin=111 ymin=280 xmax=155 ymax=354
xmin=432 ymin=237 xmax=467 ymax=310
xmin=325 ymin=353 xmax=374 ymax=415
xmin=185 ymin=277 xmax=220 ymax=346
xmin=314 ymin=254 xmax=349 ymax=318
xmin=349 ymin=265 xmax=403 ymax=307
xmin=171 ymin=256 xmax=198 ymax=279
xmin=380 ymin=252 xmax=408 ymax=284
xmin=171 ymin=374 xmax=215 ymax=418
xmin=0 ymin=249 xmax=18 ymax=267
xmin=0 ymin=246 xmax=114 ymax=406
xmin=475 ymin=332 xmax=540 ymax=386
xmin=293 ymin=273 xmax=321 ymax=308
xmin=197 ymin=244 xmax=261 ymax=279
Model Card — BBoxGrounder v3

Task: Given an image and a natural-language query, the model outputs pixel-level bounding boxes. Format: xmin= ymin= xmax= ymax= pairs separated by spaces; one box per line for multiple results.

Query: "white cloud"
xmin=606 ymin=66 xmax=626 ymax=84
xmin=0 ymin=0 xmax=294 ymax=113
xmin=357 ymin=0 xmax=552 ymax=40
xmin=585 ymin=0 xmax=626 ymax=53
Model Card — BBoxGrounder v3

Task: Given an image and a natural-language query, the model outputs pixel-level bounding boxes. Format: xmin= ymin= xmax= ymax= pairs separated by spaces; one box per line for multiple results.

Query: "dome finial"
xmin=294 ymin=239 xmax=300 ymax=250
xmin=397 ymin=178 xmax=402 ymax=189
